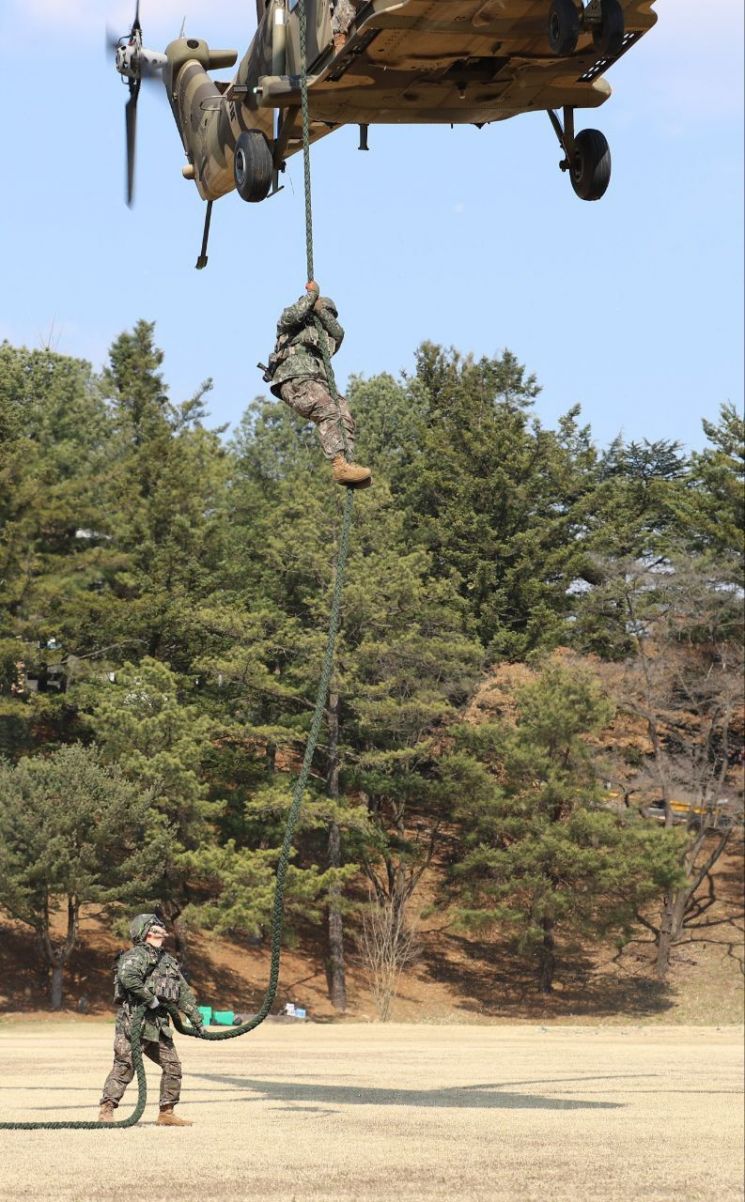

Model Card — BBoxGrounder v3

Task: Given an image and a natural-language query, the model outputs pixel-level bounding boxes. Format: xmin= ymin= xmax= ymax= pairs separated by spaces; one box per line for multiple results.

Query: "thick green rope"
xmin=0 ymin=0 xmax=355 ymax=1127
xmin=296 ymin=0 xmax=352 ymax=459
xmin=0 ymin=1006 xmax=149 ymax=1129
xmin=174 ymin=486 xmax=354 ymax=1043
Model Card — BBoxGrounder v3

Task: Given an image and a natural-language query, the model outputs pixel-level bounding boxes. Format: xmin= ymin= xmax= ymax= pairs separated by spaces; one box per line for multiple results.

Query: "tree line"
xmin=0 ymin=325 xmax=742 ymax=1011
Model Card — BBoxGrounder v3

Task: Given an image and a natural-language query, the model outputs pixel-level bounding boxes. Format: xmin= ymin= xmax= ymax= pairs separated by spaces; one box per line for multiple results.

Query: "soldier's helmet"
xmin=316 ymin=297 xmax=338 ymax=317
xmin=129 ymin=913 xmax=167 ymax=944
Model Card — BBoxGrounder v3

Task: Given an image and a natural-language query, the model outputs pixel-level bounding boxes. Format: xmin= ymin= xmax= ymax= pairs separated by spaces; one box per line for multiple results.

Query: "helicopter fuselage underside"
xmin=165 ymin=0 xmax=657 ymax=202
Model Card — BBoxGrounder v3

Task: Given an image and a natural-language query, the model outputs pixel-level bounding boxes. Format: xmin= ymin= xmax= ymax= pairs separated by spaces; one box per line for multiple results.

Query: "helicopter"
xmin=113 ymin=0 xmax=657 ymax=261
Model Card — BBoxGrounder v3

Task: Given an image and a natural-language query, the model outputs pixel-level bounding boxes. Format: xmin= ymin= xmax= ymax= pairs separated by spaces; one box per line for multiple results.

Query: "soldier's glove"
xmin=147 ymin=996 xmax=161 ymax=1009
xmin=305 ymin=280 xmax=320 ymax=296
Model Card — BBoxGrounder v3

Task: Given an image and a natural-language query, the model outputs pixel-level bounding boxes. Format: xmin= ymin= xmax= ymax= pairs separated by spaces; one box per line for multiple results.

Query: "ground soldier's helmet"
xmin=129 ymin=913 xmax=167 ymax=944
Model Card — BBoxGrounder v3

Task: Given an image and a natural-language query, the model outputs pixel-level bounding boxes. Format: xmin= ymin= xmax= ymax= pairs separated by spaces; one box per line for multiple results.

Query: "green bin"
xmin=197 ymin=1005 xmax=213 ymax=1025
xmin=213 ymin=1010 xmax=235 ymax=1025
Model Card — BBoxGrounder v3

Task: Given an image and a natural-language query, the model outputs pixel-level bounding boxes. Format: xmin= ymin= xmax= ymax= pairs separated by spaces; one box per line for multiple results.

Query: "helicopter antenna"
xmin=179 ymin=16 xmax=186 ymax=37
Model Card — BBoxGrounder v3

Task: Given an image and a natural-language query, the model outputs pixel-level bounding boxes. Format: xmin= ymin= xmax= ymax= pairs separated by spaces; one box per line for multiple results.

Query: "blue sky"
xmin=1 ymin=1 xmax=742 ymax=451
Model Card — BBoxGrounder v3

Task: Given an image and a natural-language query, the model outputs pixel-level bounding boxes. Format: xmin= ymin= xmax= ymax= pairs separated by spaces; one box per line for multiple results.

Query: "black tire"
xmin=233 ymin=130 xmax=273 ymax=203
xmin=592 ymin=0 xmax=625 ymax=57
xmin=570 ymin=128 xmax=611 ymax=201
xmin=548 ymin=0 xmax=580 ymax=55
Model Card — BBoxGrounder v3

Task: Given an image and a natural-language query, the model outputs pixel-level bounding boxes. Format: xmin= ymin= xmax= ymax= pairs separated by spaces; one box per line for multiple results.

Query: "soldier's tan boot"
xmin=331 ymin=455 xmax=371 ymax=487
xmin=157 ymin=1105 xmax=193 ymax=1127
xmin=98 ymin=1102 xmax=114 ymax=1122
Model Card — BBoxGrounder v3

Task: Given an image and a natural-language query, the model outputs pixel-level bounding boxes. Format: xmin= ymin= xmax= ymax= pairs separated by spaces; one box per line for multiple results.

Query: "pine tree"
xmin=196 ymin=394 xmax=484 ymax=1007
xmin=80 ymin=657 xmax=225 ymax=960
xmin=0 ymin=343 xmax=116 ymax=755
xmin=571 ymin=437 xmax=698 ymax=657
xmin=449 ymin=659 xmax=682 ymax=992
xmin=0 ymin=743 xmax=170 ymax=1008
xmin=689 ymin=403 xmax=744 ymax=577
xmin=354 ymin=345 xmax=597 ymax=658
xmin=97 ymin=322 xmax=229 ymax=670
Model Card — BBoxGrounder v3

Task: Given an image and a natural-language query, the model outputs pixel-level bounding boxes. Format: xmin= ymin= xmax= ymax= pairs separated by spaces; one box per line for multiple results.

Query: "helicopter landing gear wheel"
xmin=592 ymin=0 xmax=625 ymax=56
xmin=547 ymin=0 xmax=581 ymax=55
xmin=233 ymin=130 xmax=273 ymax=203
xmin=570 ymin=128 xmax=611 ymax=201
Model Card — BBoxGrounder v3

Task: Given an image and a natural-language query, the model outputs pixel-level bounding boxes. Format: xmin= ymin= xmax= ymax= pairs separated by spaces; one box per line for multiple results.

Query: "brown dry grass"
xmin=0 ymin=1022 xmax=742 ymax=1202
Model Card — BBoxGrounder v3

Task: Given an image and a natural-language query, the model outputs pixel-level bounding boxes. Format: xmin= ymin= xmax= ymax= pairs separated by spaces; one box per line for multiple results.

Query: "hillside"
xmin=1 ymin=843 xmax=742 ymax=1026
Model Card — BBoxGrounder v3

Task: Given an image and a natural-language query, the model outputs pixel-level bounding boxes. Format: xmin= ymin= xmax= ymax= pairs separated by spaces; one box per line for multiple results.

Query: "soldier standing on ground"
xmin=98 ymin=913 xmax=204 ymax=1127
xmin=266 ymin=281 xmax=372 ymax=487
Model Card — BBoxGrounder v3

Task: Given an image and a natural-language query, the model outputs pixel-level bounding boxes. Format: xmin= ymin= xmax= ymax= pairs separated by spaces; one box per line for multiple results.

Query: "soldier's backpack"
xmin=112 ymin=950 xmax=158 ymax=1006
xmin=112 ymin=950 xmax=127 ymax=1005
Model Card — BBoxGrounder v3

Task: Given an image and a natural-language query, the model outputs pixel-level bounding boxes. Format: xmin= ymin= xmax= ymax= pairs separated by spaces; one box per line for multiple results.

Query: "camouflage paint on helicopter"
xmin=114 ymin=0 xmax=658 ymax=208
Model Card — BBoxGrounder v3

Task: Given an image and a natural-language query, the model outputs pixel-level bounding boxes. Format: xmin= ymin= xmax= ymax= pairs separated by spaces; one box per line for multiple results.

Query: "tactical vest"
xmin=149 ymin=968 xmax=181 ymax=1003
xmin=112 ymin=949 xmax=179 ymax=1004
xmin=264 ymin=324 xmax=324 ymax=382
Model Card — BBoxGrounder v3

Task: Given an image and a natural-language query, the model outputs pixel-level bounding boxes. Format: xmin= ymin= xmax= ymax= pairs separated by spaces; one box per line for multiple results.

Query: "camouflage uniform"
xmin=269 ymin=290 xmax=356 ymax=461
xmin=100 ymin=936 xmax=203 ymax=1111
xmin=332 ymin=0 xmax=358 ymax=39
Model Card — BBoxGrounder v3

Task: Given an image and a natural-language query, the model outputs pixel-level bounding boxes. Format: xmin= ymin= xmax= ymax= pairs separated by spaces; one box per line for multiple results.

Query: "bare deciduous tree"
xmin=358 ymin=882 xmax=420 ymax=1021
xmin=592 ymin=553 xmax=744 ymax=977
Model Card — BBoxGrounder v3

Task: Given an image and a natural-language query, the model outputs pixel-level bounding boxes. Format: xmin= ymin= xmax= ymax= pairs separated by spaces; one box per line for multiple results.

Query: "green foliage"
xmin=83 ymin=657 xmax=222 ymax=834
xmin=0 ymin=341 xmax=109 ymax=459
xmin=181 ymin=841 xmax=357 ymax=938
xmin=0 ymin=345 xmax=118 ymax=755
xmin=79 ymin=658 xmax=226 ymax=923
xmin=689 ymin=403 xmax=745 ymax=575
xmin=0 ymin=743 xmax=170 ymax=934
xmin=357 ymin=345 xmax=597 ymax=657
xmin=449 ymin=662 xmax=684 ymax=990
xmin=569 ymin=437 xmax=708 ymax=658
xmin=0 ymin=326 xmax=737 ymax=1005
xmin=216 ymin=411 xmax=485 ymax=921
xmin=96 ymin=323 xmax=229 ymax=672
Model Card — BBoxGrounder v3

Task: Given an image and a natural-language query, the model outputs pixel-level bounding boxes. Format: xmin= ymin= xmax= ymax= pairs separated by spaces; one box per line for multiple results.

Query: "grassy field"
xmin=0 ymin=1021 xmax=742 ymax=1202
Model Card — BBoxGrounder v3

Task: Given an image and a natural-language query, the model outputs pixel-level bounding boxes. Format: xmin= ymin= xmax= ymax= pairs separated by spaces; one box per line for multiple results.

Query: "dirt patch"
xmin=1 ymin=847 xmax=742 ymax=1025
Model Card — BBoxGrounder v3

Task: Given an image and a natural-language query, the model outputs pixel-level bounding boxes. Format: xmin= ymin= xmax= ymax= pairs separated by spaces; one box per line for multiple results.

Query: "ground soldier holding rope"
xmin=98 ymin=914 xmax=203 ymax=1126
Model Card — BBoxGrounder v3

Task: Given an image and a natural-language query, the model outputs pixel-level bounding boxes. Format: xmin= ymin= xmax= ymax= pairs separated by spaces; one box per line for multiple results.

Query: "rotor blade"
xmin=133 ymin=0 xmax=141 ymax=34
xmin=125 ymin=84 xmax=140 ymax=206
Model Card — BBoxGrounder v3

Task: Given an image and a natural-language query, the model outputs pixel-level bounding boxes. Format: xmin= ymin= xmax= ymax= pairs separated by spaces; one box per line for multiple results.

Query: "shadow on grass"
xmin=418 ymin=932 xmax=676 ymax=1020
xmin=190 ymin=1072 xmax=623 ymax=1111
